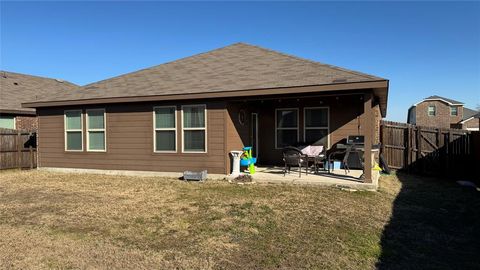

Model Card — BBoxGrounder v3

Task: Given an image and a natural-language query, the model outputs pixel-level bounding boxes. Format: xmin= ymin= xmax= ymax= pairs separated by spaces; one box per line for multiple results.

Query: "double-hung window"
xmin=86 ymin=109 xmax=106 ymax=151
xmin=0 ymin=115 xmax=15 ymax=129
xmin=65 ymin=110 xmax=83 ymax=151
xmin=428 ymin=105 xmax=436 ymax=116
xmin=304 ymin=107 xmax=329 ymax=147
xmin=276 ymin=108 xmax=299 ymax=148
xmin=450 ymin=106 xmax=458 ymax=116
xmin=154 ymin=106 xmax=177 ymax=152
xmin=182 ymin=105 xmax=207 ymax=153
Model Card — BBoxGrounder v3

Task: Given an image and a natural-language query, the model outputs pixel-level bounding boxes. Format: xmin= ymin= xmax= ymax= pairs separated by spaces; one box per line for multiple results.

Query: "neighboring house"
xmin=407 ymin=95 xmax=479 ymax=131
xmin=23 ymin=43 xmax=389 ymax=182
xmin=0 ymin=71 xmax=78 ymax=130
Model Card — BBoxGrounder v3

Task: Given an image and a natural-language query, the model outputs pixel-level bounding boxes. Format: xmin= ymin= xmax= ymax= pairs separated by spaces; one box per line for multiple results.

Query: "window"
xmin=304 ymin=107 xmax=329 ymax=147
xmin=450 ymin=107 xmax=458 ymax=116
xmin=65 ymin=110 xmax=83 ymax=151
xmin=276 ymin=108 xmax=299 ymax=148
xmin=182 ymin=105 xmax=207 ymax=152
xmin=0 ymin=115 xmax=15 ymax=129
xmin=154 ymin=106 xmax=177 ymax=152
xmin=86 ymin=109 xmax=106 ymax=151
xmin=428 ymin=105 xmax=436 ymax=116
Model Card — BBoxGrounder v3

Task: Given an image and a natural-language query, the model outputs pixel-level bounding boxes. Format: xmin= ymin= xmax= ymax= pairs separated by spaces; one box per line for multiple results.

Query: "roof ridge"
xmin=424 ymin=95 xmax=464 ymax=104
xmin=83 ymin=43 xmax=243 ymax=88
xmin=0 ymin=70 xmax=77 ymax=86
xmin=238 ymin=43 xmax=385 ymax=81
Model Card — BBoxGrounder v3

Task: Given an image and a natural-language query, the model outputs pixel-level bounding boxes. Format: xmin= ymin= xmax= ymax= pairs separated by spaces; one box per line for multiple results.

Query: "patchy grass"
xmin=0 ymin=170 xmax=478 ymax=269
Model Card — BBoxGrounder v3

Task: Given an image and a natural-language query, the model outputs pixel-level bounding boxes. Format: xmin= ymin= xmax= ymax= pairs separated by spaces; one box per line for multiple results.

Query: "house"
xmin=407 ymin=95 xmax=479 ymax=131
xmin=23 ymin=43 xmax=389 ymax=183
xmin=0 ymin=71 xmax=78 ymax=130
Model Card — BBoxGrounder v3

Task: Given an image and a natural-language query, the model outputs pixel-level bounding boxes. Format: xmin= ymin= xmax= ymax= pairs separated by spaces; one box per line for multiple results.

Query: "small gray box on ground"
xmin=183 ymin=170 xmax=208 ymax=181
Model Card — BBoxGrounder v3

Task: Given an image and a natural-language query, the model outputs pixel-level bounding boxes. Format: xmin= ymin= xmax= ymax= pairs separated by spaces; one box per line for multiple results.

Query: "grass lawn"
xmin=0 ymin=170 xmax=479 ymax=269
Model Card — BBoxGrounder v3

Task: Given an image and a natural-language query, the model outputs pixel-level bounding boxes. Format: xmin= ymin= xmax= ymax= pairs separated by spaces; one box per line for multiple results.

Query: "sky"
xmin=1 ymin=1 xmax=479 ymax=122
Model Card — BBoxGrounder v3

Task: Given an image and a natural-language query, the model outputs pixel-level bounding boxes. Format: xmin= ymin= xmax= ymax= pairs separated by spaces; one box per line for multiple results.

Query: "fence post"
xmin=416 ymin=126 xmax=422 ymax=173
xmin=17 ymin=131 xmax=21 ymax=169
xmin=406 ymin=125 xmax=412 ymax=172
xmin=29 ymin=132 xmax=34 ymax=169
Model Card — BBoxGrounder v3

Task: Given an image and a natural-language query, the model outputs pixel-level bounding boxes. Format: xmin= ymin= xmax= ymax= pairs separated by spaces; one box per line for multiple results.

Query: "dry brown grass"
xmin=0 ymin=170 xmax=424 ymax=269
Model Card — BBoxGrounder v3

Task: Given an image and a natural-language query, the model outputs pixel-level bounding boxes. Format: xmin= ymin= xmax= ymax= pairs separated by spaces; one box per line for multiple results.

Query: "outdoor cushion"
xmin=301 ymin=145 xmax=324 ymax=157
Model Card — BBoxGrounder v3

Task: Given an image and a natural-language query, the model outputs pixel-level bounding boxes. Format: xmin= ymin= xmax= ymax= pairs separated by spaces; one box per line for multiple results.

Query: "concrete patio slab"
xmin=252 ymin=166 xmax=379 ymax=191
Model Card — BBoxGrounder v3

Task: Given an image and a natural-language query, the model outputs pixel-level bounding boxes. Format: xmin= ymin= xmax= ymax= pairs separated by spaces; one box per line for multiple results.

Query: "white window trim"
xmin=64 ymin=109 xmax=83 ymax=152
xmin=275 ymin=108 xmax=299 ymax=149
xmin=153 ymin=106 xmax=177 ymax=153
xmin=181 ymin=104 xmax=207 ymax=153
xmin=428 ymin=105 xmax=436 ymax=116
xmin=450 ymin=107 xmax=458 ymax=116
xmin=0 ymin=115 xmax=16 ymax=129
xmin=86 ymin=108 xmax=107 ymax=152
xmin=303 ymin=107 xmax=330 ymax=148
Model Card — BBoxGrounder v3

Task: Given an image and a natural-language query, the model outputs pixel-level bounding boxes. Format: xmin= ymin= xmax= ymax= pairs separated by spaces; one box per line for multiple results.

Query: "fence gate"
xmin=0 ymin=128 xmax=37 ymax=170
xmin=380 ymin=121 xmax=475 ymax=178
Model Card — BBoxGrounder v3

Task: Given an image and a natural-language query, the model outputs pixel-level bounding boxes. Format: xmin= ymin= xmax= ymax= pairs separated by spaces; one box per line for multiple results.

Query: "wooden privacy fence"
xmin=380 ymin=120 xmax=477 ymax=178
xmin=0 ymin=128 xmax=37 ymax=170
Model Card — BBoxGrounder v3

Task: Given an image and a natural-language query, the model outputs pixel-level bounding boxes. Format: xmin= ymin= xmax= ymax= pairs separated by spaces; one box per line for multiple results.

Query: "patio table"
xmin=299 ymin=145 xmax=326 ymax=173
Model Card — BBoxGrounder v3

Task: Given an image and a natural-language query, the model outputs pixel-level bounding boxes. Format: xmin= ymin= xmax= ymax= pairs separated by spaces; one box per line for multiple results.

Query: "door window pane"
xmin=184 ymin=130 xmax=205 ymax=152
xmin=66 ymin=132 xmax=82 ymax=150
xmin=66 ymin=111 xmax=82 ymax=129
xmin=88 ymin=131 xmax=105 ymax=150
xmin=155 ymin=107 xmax=176 ymax=128
xmin=183 ymin=106 xmax=205 ymax=128
xmin=277 ymin=110 xmax=297 ymax=128
xmin=0 ymin=116 xmax=15 ymax=129
xmin=155 ymin=130 xmax=176 ymax=151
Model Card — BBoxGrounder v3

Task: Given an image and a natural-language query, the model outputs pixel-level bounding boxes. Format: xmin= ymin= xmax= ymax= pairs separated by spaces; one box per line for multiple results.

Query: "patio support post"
xmin=363 ymin=92 xmax=374 ymax=183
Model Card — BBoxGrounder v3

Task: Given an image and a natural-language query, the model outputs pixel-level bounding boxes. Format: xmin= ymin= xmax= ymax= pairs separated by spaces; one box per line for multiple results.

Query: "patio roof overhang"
xmin=22 ymin=80 xmax=389 ymax=117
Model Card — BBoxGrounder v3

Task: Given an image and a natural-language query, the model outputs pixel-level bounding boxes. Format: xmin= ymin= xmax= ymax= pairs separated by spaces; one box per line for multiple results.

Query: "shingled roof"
xmin=424 ymin=95 xmax=464 ymax=105
xmin=462 ymin=107 xmax=480 ymax=121
xmin=1 ymin=71 xmax=78 ymax=114
xmin=23 ymin=43 xmax=388 ymax=115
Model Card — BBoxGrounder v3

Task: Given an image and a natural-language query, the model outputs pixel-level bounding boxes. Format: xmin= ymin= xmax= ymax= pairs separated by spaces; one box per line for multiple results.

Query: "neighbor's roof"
xmin=1 ymin=71 xmax=78 ymax=114
xmin=23 ymin=43 xmax=389 ymax=114
xmin=417 ymin=95 xmax=464 ymax=106
xmin=462 ymin=107 xmax=480 ymax=121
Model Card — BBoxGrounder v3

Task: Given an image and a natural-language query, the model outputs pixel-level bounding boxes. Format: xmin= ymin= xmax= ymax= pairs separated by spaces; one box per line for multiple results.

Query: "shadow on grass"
xmin=377 ymin=172 xmax=480 ymax=269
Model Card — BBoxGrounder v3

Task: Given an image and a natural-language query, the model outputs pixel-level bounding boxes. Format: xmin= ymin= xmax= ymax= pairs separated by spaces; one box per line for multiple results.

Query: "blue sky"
xmin=1 ymin=1 xmax=479 ymax=121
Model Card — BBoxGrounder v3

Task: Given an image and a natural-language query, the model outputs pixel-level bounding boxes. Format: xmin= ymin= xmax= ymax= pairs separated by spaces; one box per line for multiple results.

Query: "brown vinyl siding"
xmin=37 ymin=101 xmax=228 ymax=174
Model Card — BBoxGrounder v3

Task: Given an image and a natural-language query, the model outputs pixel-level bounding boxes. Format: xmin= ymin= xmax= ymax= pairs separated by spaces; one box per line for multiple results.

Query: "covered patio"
xmin=226 ymin=86 xmax=387 ymax=188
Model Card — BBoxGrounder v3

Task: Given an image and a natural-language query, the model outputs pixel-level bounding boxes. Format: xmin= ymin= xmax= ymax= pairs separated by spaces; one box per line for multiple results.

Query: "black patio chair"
xmin=282 ymin=146 xmax=309 ymax=177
